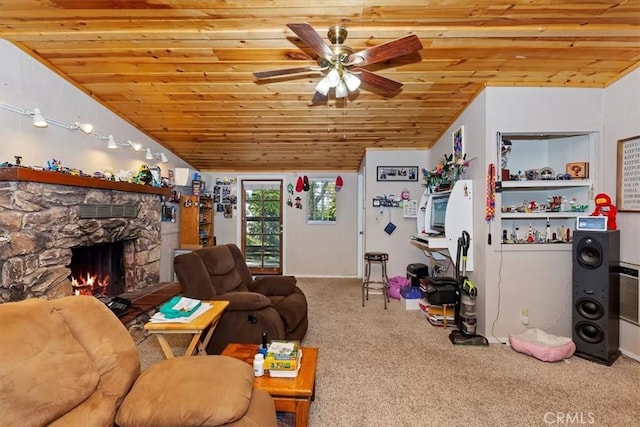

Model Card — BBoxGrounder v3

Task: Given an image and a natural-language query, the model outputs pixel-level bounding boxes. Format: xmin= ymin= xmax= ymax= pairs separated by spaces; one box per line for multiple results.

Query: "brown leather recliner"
xmin=174 ymin=243 xmax=308 ymax=354
xmin=0 ymin=296 xmax=277 ymax=427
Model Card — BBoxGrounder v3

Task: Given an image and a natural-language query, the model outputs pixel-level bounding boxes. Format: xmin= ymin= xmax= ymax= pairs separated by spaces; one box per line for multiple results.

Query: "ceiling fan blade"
xmin=349 ymin=34 xmax=423 ymax=67
xmin=253 ymin=66 xmax=315 ymax=79
xmin=287 ymin=23 xmax=335 ymax=58
xmin=354 ymin=68 xmax=403 ymax=94
xmin=310 ymin=91 xmax=328 ymax=105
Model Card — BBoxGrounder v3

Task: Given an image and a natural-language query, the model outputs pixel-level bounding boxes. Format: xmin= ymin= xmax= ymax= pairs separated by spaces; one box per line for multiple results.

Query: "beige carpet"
xmin=136 ymin=278 xmax=640 ymax=427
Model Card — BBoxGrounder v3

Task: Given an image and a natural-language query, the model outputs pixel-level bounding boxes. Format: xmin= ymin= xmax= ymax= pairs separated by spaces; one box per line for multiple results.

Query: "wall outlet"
xmin=521 ymin=309 xmax=529 ymax=325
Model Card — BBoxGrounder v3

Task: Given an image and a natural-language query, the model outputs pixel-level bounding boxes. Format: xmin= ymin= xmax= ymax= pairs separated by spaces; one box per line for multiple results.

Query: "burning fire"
xmin=71 ymin=273 xmax=110 ymax=296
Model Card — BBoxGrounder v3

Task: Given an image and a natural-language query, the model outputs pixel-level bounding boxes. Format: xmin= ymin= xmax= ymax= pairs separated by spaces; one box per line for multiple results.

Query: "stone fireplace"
xmin=0 ymin=168 xmax=169 ymax=303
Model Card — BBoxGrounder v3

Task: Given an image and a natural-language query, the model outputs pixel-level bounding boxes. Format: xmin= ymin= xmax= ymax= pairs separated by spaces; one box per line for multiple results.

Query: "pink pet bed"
xmin=509 ymin=328 xmax=576 ymax=362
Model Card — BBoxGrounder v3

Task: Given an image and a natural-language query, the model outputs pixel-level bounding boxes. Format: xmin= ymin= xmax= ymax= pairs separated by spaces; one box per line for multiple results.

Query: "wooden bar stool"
xmin=362 ymin=252 xmax=390 ymax=309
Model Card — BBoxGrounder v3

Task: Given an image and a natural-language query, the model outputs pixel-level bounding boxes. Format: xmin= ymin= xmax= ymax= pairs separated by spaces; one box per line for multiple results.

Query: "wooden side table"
xmin=222 ymin=343 xmax=318 ymax=427
xmin=144 ymin=300 xmax=229 ymax=358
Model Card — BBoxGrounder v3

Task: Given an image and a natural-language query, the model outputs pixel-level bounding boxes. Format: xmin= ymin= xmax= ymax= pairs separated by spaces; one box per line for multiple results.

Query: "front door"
xmin=241 ymin=180 xmax=283 ymax=275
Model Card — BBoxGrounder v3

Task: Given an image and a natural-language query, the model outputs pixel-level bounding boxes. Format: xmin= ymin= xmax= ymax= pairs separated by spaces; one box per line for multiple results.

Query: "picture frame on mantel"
xmin=452 ymin=126 xmax=464 ymax=160
xmin=616 ymin=135 xmax=640 ymax=212
xmin=377 ymin=166 xmax=418 ymax=182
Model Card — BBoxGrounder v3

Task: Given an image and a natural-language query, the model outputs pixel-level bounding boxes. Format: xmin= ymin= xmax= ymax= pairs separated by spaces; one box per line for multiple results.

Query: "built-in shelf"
xmin=0 ymin=167 xmax=171 ymax=197
xmin=501 ymin=212 xmax=586 ymax=219
xmin=498 ymin=243 xmax=573 ymax=251
xmin=501 ymin=180 xmax=591 ymax=189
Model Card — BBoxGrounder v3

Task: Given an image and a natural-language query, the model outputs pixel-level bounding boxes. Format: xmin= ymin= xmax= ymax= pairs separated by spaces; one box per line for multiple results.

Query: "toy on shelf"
xmin=590 ymin=193 xmax=617 ymax=230
xmin=133 ymin=164 xmax=154 ymax=185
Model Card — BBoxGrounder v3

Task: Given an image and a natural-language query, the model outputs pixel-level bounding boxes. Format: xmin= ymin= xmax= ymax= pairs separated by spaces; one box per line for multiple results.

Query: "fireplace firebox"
xmin=69 ymin=241 xmax=131 ymax=298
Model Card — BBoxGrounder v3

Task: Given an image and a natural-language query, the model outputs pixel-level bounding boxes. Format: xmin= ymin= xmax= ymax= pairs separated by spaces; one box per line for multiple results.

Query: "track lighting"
xmin=0 ymin=101 xmax=168 ymax=162
xmin=128 ymin=140 xmax=142 ymax=151
xmin=32 ymin=108 xmax=48 ymax=127
xmin=106 ymin=135 xmax=118 ymax=149
xmin=73 ymin=121 xmax=93 ymax=134
xmin=145 ymin=148 xmax=169 ymax=163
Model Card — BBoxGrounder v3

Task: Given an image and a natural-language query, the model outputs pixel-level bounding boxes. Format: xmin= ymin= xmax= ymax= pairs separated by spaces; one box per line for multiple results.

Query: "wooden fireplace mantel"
xmin=0 ymin=167 xmax=171 ymax=197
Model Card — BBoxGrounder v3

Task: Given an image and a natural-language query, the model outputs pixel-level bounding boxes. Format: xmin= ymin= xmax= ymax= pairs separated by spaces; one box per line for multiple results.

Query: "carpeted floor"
xmin=136 ymin=278 xmax=640 ymax=427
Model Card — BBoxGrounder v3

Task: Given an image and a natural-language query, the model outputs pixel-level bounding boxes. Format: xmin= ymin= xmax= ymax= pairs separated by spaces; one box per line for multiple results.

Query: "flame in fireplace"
xmin=71 ymin=273 xmax=110 ymax=296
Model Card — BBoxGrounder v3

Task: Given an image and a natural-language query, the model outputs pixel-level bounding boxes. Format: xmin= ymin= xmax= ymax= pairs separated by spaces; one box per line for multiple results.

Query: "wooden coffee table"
xmin=144 ymin=300 xmax=229 ymax=358
xmin=222 ymin=343 xmax=318 ymax=427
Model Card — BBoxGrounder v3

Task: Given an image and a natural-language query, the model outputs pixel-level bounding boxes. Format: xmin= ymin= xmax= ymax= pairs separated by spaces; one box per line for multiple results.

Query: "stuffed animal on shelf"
xmin=133 ymin=164 xmax=154 ymax=186
xmin=590 ymin=192 xmax=617 ymax=230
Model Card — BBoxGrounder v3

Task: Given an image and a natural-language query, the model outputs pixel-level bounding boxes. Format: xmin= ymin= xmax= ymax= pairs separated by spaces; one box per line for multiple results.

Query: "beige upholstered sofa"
xmin=0 ymin=296 xmax=277 ymax=427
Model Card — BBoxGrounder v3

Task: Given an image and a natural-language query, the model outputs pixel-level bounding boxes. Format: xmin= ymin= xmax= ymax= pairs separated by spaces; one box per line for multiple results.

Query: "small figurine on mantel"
xmin=47 ymin=159 xmax=62 ymax=171
xmin=133 ymin=164 xmax=154 ymax=186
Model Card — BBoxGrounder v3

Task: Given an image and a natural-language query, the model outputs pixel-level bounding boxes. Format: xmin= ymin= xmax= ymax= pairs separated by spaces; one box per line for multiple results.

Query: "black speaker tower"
xmin=572 ymin=230 xmax=620 ymax=365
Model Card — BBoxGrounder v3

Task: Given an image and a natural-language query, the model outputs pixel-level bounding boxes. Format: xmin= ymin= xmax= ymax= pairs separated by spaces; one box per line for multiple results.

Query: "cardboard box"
xmin=566 ymin=162 xmax=589 ymax=179
xmin=401 ymin=296 xmax=421 ymax=310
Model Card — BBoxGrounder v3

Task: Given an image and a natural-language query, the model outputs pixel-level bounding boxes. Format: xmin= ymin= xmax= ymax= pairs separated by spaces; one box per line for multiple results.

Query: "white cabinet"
xmin=496 ymin=133 xmax=597 ymax=250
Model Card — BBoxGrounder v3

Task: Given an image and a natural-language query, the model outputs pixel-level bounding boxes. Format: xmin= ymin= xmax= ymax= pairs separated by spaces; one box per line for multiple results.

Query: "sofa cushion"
xmin=116 ymin=356 xmax=256 ymax=427
xmin=49 ymin=296 xmax=141 ymax=425
xmin=0 ymin=298 xmax=99 ymax=427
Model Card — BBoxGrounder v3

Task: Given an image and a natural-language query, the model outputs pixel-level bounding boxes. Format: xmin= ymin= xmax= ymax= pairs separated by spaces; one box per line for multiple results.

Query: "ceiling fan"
xmin=253 ymin=23 xmax=423 ymax=102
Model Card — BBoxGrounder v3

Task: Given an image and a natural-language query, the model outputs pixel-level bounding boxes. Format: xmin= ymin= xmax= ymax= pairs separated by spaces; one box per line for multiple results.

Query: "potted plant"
xmin=422 ymin=153 xmax=475 ymax=192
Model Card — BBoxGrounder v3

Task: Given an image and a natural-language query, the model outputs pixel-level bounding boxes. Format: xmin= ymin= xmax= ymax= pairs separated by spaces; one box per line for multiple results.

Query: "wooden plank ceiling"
xmin=1 ymin=1 xmax=639 ymax=172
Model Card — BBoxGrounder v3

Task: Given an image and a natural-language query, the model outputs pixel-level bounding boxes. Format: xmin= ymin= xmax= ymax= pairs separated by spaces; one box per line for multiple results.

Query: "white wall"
xmin=603 ymin=69 xmax=640 ymax=357
xmin=201 ymin=171 xmax=360 ymax=277
xmin=0 ymin=40 xmax=190 ymax=174
xmin=483 ymin=87 xmax=605 ymax=341
xmin=428 ymin=87 xmax=607 ymax=342
xmin=363 ymin=149 xmax=429 ymax=277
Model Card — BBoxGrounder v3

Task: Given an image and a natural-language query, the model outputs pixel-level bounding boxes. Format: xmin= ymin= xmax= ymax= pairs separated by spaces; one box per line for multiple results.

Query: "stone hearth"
xmin=0 ymin=171 xmax=167 ymax=303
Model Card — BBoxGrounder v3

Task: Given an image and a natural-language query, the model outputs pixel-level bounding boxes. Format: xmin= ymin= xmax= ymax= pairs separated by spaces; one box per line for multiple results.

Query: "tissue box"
xmin=400 ymin=287 xmax=421 ymax=310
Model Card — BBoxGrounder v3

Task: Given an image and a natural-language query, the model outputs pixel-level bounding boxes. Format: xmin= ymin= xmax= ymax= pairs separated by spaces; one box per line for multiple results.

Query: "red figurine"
xmin=590 ymin=193 xmax=617 ymax=230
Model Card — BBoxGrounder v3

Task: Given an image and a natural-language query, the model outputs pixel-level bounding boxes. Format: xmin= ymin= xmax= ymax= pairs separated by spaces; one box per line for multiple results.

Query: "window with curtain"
xmin=307 ymin=178 xmax=337 ymax=223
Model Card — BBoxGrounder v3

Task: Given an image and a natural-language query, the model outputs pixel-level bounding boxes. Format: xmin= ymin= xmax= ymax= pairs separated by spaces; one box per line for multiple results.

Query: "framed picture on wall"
xmin=453 ymin=126 xmax=464 ymax=159
xmin=616 ymin=135 xmax=640 ymax=212
xmin=377 ymin=166 xmax=418 ymax=182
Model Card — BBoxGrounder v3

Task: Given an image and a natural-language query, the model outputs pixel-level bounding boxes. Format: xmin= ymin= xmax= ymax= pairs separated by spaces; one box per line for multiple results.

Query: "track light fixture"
xmin=127 ymin=140 xmax=142 ymax=151
xmin=72 ymin=121 xmax=93 ymax=134
xmin=32 ymin=108 xmax=48 ymax=127
xmin=145 ymin=148 xmax=169 ymax=163
xmin=106 ymin=135 xmax=118 ymax=149
xmin=0 ymin=101 xmax=169 ymax=163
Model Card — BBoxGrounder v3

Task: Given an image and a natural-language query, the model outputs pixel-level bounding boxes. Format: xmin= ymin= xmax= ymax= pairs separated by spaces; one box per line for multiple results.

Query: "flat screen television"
xmin=430 ymin=192 xmax=450 ymax=233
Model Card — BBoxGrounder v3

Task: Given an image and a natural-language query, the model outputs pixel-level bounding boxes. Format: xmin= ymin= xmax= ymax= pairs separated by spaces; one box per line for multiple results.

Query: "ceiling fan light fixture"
xmin=343 ymin=72 xmax=361 ymax=92
xmin=335 ymin=81 xmax=348 ymax=98
xmin=315 ymin=76 xmax=331 ymax=96
xmin=326 ymin=68 xmax=341 ymax=87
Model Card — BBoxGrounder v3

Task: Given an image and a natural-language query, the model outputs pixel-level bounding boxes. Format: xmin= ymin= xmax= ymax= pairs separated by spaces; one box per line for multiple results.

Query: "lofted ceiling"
xmin=1 ymin=1 xmax=639 ymax=172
